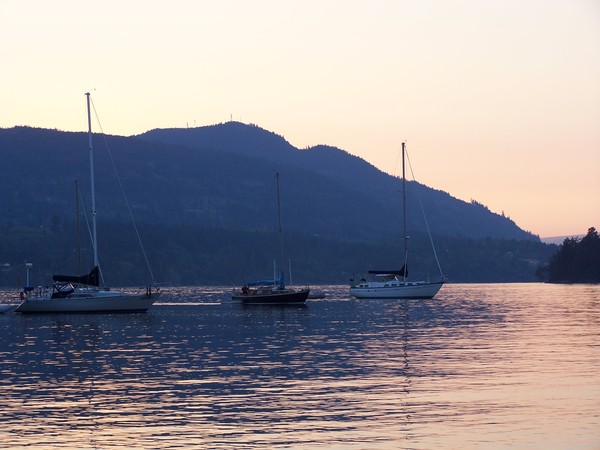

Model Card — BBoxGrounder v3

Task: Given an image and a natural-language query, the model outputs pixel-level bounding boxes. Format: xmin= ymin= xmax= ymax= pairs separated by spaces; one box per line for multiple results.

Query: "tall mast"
xmin=276 ymin=172 xmax=284 ymax=284
xmin=402 ymin=142 xmax=408 ymax=281
xmin=85 ymin=92 xmax=99 ymax=269
xmin=75 ymin=179 xmax=81 ymax=275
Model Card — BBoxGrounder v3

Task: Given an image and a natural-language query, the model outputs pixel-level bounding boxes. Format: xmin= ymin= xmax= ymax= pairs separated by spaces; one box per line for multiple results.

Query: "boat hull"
xmin=233 ymin=289 xmax=310 ymax=305
xmin=350 ymin=281 xmax=443 ymax=299
xmin=15 ymin=291 xmax=159 ymax=313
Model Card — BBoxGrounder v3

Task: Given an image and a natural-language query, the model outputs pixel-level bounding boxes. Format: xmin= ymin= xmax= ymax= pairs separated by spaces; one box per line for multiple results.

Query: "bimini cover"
xmin=53 ymin=266 xmax=100 ymax=287
xmin=368 ymin=265 xmax=408 ymax=277
xmin=247 ymin=273 xmax=285 ymax=287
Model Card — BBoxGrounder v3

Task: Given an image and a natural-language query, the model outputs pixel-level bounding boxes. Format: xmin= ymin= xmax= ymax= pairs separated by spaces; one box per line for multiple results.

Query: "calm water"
xmin=0 ymin=283 xmax=598 ymax=449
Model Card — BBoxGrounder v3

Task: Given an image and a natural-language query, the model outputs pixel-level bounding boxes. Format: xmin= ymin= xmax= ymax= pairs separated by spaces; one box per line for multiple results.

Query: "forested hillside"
xmin=139 ymin=122 xmax=537 ymax=240
xmin=0 ymin=124 xmax=553 ymax=287
xmin=537 ymin=227 xmax=600 ymax=283
xmin=0 ymin=220 xmax=555 ymax=287
xmin=1 ymin=125 xmax=535 ymax=241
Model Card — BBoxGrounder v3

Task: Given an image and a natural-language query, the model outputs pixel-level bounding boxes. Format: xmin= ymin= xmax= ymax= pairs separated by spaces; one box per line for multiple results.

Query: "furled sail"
xmin=53 ymin=266 xmax=100 ymax=287
xmin=368 ymin=265 xmax=408 ymax=277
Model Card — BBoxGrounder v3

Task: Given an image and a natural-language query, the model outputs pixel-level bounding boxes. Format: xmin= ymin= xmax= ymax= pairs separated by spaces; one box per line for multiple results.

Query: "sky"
xmin=2 ymin=0 xmax=599 ymax=238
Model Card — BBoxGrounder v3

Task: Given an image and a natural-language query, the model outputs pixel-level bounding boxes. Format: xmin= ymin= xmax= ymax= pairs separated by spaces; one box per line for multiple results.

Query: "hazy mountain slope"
xmin=0 ymin=127 xmax=396 ymax=241
xmin=0 ymin=125 xmax=553 ymax=285
xmin=138 ymin=123 xmax=536 ymax=241
xmin=0 ymin=124 xmax=537 ymax=242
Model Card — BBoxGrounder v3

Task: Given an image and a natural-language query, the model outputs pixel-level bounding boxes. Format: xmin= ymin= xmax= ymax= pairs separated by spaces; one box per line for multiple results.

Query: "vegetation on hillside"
xmin=0 ymin=125 xmax=555 ymax=288
xmin=537 ymin=227 xmax=600 ymax=283
xmin=0 ymin=221 xmax=557 ymax=288
xmin=0 ymin=126 xmax=537 ymax=242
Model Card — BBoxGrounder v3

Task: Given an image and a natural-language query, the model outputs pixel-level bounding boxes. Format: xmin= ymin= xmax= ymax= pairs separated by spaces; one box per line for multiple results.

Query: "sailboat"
xmin=350 ymin=142 xmax=445 ymax=299
xmin=15 ymin=93 xmax=160 ymax=313
xmin=232 ymin=172 xmax=310 ymax=305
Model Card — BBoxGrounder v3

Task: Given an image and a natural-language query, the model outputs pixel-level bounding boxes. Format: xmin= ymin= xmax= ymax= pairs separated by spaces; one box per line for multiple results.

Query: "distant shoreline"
xmin=541 ymin=235 xmax=584 ymax=245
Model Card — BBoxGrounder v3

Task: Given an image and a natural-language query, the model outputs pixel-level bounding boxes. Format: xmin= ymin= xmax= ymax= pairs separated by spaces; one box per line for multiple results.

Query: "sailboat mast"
xmin=276 ymin=172 xmax=284 ymax=283
xmin=75 ymin=180 xmax=81 ymax=275
xmin=85 ymin=92 xmax=99 ymax=269
xmin=402 ymin=142 xmax=408 ymax=281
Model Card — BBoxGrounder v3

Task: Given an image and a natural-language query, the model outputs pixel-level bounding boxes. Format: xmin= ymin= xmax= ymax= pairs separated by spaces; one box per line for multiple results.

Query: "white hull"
xmin=350 ymin=143 xmax=445 ymax=300
xmin=19 ymin=94 xmax=159 ymax=313
xmin=350 ymin=281 xmax=443 ymax=299
xmin=15 ymin=291 xmax=159 ymax=313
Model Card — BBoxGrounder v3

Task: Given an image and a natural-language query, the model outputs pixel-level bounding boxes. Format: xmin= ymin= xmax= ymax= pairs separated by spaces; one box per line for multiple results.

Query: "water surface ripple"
xmin=0 ymin=283 xmax=598 ymax=448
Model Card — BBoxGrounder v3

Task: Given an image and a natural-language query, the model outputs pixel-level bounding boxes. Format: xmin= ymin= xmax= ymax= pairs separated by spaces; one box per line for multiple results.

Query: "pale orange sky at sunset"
xmin=2 ymin=0 xmax=599 ymax=238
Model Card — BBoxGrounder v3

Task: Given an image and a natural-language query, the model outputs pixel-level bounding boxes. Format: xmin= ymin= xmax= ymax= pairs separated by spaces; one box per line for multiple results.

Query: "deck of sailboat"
xmin=15 ymin=290 xmax=159 ymax=313
xmin=349 ymin=142 xmax=445 ymax=300
xmin=232 ymin=287 xmax=310 ymax=304
xmin=15 ymin=93 xmax=159 ymax=314
xmin=350 ymin=279 xmax=443 ymax=299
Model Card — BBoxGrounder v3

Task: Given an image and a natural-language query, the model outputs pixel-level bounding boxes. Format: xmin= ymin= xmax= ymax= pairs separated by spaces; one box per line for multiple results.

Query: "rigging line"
xmin=275 ymin=171 xmax=285 ymax=277
xmin=89 ymin=98 xmax=157 ymax=285
xmin=263 ymin=171 xmax=284 ymax=269
xmin=78 ymin=179 xmax=106 ymax=286
xmin=274 ymin=169 xmax=290 ymax=278
xmin=404 ymin=146 xmax=445 ymax=278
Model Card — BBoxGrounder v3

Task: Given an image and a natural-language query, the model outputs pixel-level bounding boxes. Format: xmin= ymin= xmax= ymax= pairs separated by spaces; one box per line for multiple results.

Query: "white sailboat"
xmin=16 ymin=93 xmax=160 ymax=313
xmin=350 ymin=142 xmax=445 ymax=299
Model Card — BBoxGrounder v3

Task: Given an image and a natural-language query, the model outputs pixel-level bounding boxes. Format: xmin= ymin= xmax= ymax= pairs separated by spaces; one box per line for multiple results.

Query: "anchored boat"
xmin=16 ymin=93 xmax=160 ymax=313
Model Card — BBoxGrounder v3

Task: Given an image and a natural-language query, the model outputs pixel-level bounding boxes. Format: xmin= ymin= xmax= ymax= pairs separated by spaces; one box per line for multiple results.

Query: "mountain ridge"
xmin=0 ymin=123 xmax=553 ymax=286
xmin=0 ymin=123 xmax=537 ymax=242
xmin=137 ymin=122 xmax=536 ymax=241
